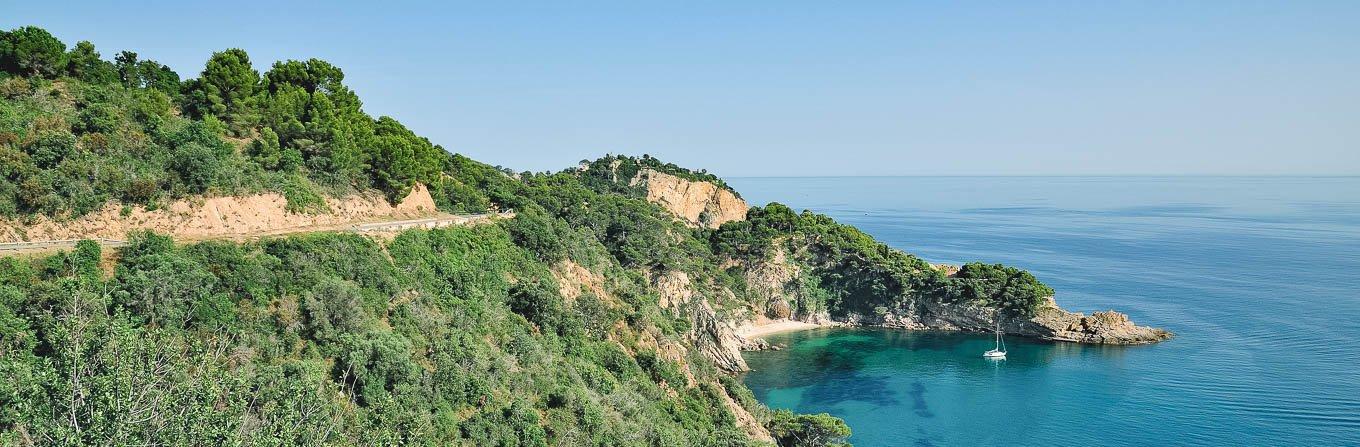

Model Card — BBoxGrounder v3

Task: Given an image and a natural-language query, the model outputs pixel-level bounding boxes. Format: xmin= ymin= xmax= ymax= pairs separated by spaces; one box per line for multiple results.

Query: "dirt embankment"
xmin=1 ymin=184 xmax=439 ymax=243
xmin=630 ymin=169 xmax=748 ymax=229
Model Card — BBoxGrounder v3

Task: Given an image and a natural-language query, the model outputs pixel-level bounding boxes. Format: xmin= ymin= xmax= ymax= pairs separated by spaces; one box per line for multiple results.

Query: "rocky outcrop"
xmin=0 ymin=183 xmax=439 ymax=243
xmin=1024 ymin=305 xmax=1173 ymax=344
xmin=691 ymin=300 xmax=752 ymax=371
xmin=652 ymin=269 xmax=751 ymax=371
xmin=735 ymin=256 xmax=1172 ymax=346
xmin=550 ymin=260 xmax=611 ymax=305
xmin=631 ymin=169 xmax=747 ymax=229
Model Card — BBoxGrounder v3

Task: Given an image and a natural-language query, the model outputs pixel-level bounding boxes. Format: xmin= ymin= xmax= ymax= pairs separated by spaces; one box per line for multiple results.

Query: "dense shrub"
xmin=0 ymin=26 xmax=451 ymax=217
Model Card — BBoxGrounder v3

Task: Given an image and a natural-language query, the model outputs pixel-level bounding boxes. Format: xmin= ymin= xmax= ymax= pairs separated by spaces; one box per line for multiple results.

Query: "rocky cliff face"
xmin=651 ymin=270 xmax=752 ymax=372
xmin=630 ymin=169 xmax=748 ymax=229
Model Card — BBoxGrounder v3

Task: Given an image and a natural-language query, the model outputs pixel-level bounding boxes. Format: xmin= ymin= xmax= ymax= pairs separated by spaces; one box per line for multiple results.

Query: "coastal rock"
xmin=651 ymin=269 xmax=751 ymax=371
xmin=691 ymin=300 xmax=751 ymax=371
xmin=1024 ymin=306 xmax=1173 ymax=344
xmin=631 ymin=169 xmax=748 ymax=229
xmin=653 ymin=269 xmax=698 ymax=310
xmin=718 ymin=389 xmax=774 ymax=442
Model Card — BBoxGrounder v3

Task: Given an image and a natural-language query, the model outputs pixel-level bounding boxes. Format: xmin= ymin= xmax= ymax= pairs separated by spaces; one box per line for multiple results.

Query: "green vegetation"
xmin=0 ymin=225 xmax=768 ymax=446
xmin=0 ymin=26 xmax=447 ymax=218
xmin=768 ymin=411 xmax=852 ymax=447
xmin=712 ymin=203 xmax=1053 ymax=318
xmin=0 ymin=25 xmax=1059 ymax=447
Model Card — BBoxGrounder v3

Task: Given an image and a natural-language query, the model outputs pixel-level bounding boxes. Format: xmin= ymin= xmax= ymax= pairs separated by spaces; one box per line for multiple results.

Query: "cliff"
xmin=630 ymin=169 xmax=748 ymax=229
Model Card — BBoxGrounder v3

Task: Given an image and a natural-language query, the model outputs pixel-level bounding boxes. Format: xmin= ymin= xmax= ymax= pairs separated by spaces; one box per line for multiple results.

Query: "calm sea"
xmin=728 ymin=176 xmax=1360 ymax=446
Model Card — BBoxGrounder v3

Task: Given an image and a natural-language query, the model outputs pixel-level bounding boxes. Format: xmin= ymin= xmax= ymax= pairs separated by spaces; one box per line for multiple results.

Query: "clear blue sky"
xmin=5 ymin=1 xmax=1358 ymax=176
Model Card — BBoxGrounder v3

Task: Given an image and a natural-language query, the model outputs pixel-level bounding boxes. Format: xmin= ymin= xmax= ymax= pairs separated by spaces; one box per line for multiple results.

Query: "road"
xmin=0 ymin=211 xmax=513 ymax=256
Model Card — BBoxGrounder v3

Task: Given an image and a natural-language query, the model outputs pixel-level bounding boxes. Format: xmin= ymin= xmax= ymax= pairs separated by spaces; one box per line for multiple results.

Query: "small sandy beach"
xmin=736 ymin=319 xmax=826 ymax=339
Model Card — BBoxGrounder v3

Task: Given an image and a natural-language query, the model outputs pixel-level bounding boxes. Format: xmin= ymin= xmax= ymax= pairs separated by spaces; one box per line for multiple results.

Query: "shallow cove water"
xmin=730 ymin=177 xmax=1360 ymax=446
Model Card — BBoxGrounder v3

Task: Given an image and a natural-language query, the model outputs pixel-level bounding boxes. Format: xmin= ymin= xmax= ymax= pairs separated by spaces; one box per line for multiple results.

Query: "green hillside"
xmin=0 ymin=26 xmax=1054 ymax=446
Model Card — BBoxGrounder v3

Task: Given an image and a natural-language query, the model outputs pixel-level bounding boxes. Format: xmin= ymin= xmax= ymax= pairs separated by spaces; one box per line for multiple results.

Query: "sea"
xmin=728 ymin=176 xmax=1360 ymax=446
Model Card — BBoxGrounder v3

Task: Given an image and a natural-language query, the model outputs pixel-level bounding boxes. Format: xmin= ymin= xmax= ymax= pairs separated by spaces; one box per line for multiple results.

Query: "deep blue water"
xmin=729 ymin=177 xmax=1360 ymax=446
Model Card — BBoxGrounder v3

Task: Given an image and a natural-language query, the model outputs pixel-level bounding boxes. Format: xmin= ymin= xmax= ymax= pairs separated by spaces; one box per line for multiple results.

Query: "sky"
xmin=4 ymin=1 xmax=1358 ymax=176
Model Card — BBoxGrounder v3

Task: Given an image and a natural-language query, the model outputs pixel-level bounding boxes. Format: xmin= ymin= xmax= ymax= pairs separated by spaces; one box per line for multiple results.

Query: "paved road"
xmin=0 ymin=212 xmax=513 ymax=256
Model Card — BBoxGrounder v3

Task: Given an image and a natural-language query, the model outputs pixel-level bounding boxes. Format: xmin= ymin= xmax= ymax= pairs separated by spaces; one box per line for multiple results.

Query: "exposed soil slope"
xmin=1 ymin=184 xmax=438 ymax=243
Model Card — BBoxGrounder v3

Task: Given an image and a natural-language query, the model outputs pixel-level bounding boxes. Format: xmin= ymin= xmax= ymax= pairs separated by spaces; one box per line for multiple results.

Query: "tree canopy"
xmin=0 ymin=26 xmax=451 ymax=217
xmin=0 ymin=26 xmax=66 ymax=78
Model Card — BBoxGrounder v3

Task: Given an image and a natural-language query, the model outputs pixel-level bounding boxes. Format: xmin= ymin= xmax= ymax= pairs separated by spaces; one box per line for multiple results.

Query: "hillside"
xmin=0 ymin=26 xmax=1164 ymax=447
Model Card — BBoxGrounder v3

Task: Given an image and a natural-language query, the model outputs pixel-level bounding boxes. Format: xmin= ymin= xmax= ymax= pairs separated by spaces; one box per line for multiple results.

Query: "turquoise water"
xmin=730 ymin=177 xmax=1360 ymax=446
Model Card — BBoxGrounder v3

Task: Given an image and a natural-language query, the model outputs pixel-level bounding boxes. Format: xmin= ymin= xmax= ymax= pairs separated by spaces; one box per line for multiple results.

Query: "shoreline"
xmin=735 ymin=316 xmax=1171 ymax=347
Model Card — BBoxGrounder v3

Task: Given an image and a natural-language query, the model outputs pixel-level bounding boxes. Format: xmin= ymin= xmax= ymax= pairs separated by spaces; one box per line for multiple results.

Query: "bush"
xmin=504 ymin=210 xmax=565 ymax=262
xmin=768 ymin=409 xmax=852 ymax=447
xmin=506 ymin=281 xmax=568 ymax=335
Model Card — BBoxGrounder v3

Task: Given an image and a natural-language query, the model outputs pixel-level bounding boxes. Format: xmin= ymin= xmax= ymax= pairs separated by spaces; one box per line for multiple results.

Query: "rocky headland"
xmin=636 ymin=174 xmax=1172 ymax=371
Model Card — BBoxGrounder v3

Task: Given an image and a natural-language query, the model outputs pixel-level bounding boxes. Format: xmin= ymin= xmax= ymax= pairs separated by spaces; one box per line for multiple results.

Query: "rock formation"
xmin=1024 ymin=305 xmax=1173 ymax=344
xmin=630 ymin=169 xmax=748 ymax=229
xmin=652 ymin=269 xmax=752 ymax=372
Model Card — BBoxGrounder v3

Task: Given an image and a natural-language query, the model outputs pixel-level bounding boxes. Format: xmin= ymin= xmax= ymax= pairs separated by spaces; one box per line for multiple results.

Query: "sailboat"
xmin=983 ymin=320 xmax=1007 ymax=359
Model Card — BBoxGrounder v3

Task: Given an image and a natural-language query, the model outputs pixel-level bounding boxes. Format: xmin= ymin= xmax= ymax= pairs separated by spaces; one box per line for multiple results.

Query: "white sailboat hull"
xmin=983 ymin=320 xmax=1006 ymax=358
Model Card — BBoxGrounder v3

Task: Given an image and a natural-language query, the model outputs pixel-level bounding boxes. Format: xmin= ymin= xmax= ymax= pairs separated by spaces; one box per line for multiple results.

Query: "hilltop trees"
xmin=0 ymin=26 xmax=66 ymax=78
xmin=185 ymin=48 xmax=259 ymax=131
xmin=0 ymin=26 xmax=448 ymax=217
xmin=65 ymin=41 xmax=117 ymax=85
xmin=110 ymin=50 xmax=179 ymax=94
xmin=946 ymin=262 xmax=1054 ymax=318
